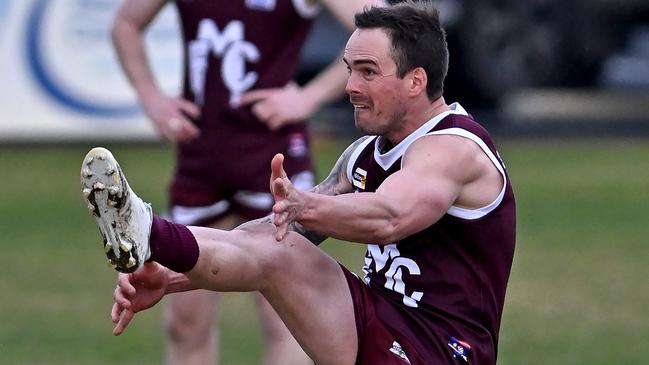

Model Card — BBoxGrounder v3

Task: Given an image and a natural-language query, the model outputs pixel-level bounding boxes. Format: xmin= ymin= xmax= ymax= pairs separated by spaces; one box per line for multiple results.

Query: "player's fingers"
xmin=270 ymin=153 xmax=284 ymax=181
xmin=275 ymin=223 xmax=289 ymax=241
xmin=266 ymin=115 xmax=287 ymax=131
xmin=237 ymin=89 xmax=273 ymax=107
xmin=272 ymin=178 xmax=288 ymax=200
xmin=273 ymin=211 xmax=286 ymax=226
xmin=177 ymin=119 xmax=201 ymax=142
xmin=252 ymin=102 xmax=276 ymax=122
xmin=177 ymin=98 xmax=201 ymax=119
xmin=113 ymin=309 xmax=135 ymax=336
xmin=113 ymin=286 xmax=132 ymax=309
xmin=270 ymin=154 xmax=286 ymax=180
xmin=111 ymin=302 xmax=124 ymax=324
xmin=273 ymin=201 xmax=289 ymax=215
xmin=119 ymin=274 xmax=137 ymax=296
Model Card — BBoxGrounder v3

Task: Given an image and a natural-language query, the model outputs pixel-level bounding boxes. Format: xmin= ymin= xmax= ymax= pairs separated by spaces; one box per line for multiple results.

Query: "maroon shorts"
xmin=341 ymin=266 xmax=468 ymax=365
xmin=168 ymin=123 xmax=314 ymax=225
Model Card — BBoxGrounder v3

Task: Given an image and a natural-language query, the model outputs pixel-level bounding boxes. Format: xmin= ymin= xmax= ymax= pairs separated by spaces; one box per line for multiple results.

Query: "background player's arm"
xmin=111 ymin=0 xmax=200 ymax=143
xmin=237 ymin=0 xmax=386 ymax=131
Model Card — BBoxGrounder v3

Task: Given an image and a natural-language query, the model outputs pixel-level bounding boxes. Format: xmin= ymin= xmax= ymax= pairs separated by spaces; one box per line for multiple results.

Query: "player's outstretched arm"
xmin=273 ymin=135 xmax=495 ymax=244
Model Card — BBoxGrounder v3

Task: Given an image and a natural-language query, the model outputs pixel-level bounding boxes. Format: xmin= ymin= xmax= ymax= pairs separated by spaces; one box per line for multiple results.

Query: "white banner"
xmin=0 ymin=0 xmax=182 ymax=142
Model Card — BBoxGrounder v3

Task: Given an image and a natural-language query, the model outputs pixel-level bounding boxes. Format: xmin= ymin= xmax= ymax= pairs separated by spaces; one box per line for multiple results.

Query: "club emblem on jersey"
xmin=389 ymin=341 xmax=411 ymax=364
xmin=448 ymin=337 xmax=471 ymax=362
xmin=288 ymin=133 xmax=307 ymax=158
xmin=246 ymin=0 xmax=276 ymax=11
xmin=352 ymin=167 xmax=367 ymax=189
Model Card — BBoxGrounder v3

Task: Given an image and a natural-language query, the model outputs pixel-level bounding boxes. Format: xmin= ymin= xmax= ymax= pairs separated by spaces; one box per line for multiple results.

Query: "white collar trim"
xmin=373 ymin=102 xmax=468 ymax=170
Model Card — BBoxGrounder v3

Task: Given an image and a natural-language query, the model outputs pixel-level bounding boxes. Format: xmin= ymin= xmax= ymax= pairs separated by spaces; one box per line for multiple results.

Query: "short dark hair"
xmin=355 ymin=1 xmax=449 ymax=100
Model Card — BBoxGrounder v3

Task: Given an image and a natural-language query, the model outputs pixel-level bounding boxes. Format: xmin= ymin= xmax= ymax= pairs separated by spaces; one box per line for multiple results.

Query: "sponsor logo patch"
xmin=448 ymin=337 xmax=471 ymax=362
xmin=287 ymin=133 xmax=307 ymax=158
xmin=352 ymin=167 xmax=367 ymax=189
xmin=389 ymin=341 xmax=411 ymax=364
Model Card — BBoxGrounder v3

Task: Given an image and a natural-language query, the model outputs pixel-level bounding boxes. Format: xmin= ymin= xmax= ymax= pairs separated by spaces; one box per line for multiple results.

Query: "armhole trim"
xmin=420 ymin=128 xmax=507 ymax=220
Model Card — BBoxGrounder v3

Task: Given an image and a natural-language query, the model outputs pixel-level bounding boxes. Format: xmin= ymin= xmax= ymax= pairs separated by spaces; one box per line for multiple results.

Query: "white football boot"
xmin=80 ymin=147 xmax=153 ymax=273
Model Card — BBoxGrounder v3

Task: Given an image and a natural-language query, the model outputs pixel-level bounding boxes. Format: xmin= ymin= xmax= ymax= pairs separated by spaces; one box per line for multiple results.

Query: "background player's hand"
xmin=270 ymin=153 xmax=305 ymax=241
xmin=141 ymin=92 xmax=201 ymax=143
xmin=111 ymin=262 xmax=168 ymax=336
xmin=238 ymin=82 xmax=315 ymax=131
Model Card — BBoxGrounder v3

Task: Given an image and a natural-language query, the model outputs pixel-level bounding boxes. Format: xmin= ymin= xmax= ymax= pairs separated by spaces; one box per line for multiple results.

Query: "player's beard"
xmin=354 ymin=103 xmax=406 ymax=138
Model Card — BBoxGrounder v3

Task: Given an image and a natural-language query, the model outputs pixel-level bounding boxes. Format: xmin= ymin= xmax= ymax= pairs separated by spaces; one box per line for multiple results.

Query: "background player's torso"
xmin=174 ymin=0 xmax=318 ymax=131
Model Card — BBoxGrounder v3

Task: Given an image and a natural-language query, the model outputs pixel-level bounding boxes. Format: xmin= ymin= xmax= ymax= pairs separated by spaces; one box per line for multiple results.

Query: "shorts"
xmin=169 ymin=123 xmax=314 ymax=225
xmin=341 ymin=266 xmax=472 ymax=365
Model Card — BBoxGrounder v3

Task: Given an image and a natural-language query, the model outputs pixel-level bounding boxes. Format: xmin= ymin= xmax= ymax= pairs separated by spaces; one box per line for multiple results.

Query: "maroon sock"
xmin=149 ymin=215 xmax=200 ymax=273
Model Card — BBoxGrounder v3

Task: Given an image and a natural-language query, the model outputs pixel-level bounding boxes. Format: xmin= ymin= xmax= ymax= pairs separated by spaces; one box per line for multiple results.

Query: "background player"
xmin=111 ymin=0 xmax=384 ymax=364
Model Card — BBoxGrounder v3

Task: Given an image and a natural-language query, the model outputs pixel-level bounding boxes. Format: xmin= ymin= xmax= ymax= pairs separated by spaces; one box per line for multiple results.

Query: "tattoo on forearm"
xmin=287 ymin=136 xmax=372 ymax=245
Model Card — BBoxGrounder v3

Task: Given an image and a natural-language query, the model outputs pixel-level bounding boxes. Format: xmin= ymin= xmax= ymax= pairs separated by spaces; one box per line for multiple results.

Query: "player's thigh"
xmin=257 ymin=232 xmax=357 ymax=364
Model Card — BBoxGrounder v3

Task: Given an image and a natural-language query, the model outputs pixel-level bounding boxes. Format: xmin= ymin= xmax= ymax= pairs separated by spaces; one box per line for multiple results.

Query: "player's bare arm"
xmin=275 ymin=134 xmax=503 ymax=244
xmin=112 ymin=0 xmax=200 ymax=142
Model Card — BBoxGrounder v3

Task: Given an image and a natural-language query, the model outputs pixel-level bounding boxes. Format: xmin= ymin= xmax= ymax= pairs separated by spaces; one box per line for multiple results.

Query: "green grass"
xmin=0 ymin=138 xmax=647 ymax=364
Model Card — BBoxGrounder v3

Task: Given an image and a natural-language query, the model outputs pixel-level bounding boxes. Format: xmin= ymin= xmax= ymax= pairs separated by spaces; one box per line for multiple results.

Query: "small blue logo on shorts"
xmin=448 ymin=336 xmax=471 ymax=362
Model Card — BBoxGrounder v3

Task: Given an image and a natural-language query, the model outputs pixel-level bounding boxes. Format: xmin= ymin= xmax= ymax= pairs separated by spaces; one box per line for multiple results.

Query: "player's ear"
xmin=407 ymin=67 xmax=427 ymax=97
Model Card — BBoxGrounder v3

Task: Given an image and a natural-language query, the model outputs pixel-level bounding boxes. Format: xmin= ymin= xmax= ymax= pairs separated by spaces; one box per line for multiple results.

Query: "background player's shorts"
xmin=168 ymin=123 xmax=314 ymax=225
xmin=341 ymin=266 xmax=473 ymax=365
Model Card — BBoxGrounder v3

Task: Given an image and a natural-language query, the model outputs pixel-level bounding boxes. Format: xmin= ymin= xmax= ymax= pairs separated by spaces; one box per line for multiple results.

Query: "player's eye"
xmin=363 ymin=68 xmax=376 ymax=77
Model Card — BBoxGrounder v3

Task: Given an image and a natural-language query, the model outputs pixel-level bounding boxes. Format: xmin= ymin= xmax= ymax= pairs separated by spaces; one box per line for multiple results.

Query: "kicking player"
xmin=84 ymin=2 xmax=516 ymax=364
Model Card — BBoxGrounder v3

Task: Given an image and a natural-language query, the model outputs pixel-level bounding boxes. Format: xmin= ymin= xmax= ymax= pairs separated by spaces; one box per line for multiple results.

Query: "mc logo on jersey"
xmin=363 ymin=244 xmax=424 ymax=308
xmin=189 ymin=19 xmax=260 ymax=106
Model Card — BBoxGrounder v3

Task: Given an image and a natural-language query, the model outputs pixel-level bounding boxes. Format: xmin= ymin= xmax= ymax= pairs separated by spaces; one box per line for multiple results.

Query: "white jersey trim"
xmin=346 ymin=136 xmax=377 ymax=185
xmin=171 ymin=201 xmax=230 ymax=225
xmin=170 ymin=171 xmax=314 ymax=224
xmin=421 ymin=128 xmax=507 ymax=220
xmin=373 ymin=103 xmax=469 ymax=171
xmin=292 ymin=0 xmax=321 ymax=18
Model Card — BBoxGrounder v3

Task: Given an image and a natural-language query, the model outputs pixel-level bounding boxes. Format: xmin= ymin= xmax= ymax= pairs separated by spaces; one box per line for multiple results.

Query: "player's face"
xmin=344 ymin=29 xmax=409 ymax=137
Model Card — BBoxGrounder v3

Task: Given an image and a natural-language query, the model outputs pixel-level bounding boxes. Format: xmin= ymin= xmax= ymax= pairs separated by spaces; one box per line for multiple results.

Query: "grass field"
xmin=1 ymin=137 xmax=648 ymax=364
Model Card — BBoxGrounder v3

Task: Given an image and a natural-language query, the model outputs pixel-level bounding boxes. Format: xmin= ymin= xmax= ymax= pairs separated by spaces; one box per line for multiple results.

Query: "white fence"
xmin=0 ymin=0 xmax=182 ymax=142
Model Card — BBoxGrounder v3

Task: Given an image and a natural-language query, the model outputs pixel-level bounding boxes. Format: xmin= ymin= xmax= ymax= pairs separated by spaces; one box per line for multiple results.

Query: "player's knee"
xmin=165 ymin=310 xmax=214 ymax=343
xmin=258 ymin=232 xmax=318 ymax=283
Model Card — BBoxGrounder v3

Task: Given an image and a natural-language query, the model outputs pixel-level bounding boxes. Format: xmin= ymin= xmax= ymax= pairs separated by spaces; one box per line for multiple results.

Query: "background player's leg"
xmin=256 ymin=293 xmax=311 ymax=365
xmin=184 ymin=224 xmax=358 ymax=365
xmin=164 ymin=213 xmax=241 ymax=365
xmin=164 ymin=290 xmax=219 ymax=365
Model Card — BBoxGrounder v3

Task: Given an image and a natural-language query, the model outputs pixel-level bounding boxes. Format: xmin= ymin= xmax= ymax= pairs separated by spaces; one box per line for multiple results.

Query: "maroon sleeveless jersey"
xmin=174 ymin=0 xmax=318 ymax=132
xmin=168 ymin=1 xmax=317 ymax=216
xmin=346 ymin=103 xmax=516 ymax=364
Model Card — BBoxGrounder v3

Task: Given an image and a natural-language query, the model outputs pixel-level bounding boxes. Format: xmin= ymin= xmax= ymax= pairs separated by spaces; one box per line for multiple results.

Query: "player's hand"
xmin=270 ymin=153 xmax=305 ymax=241
xmin=238 ymin=82 xmax=315 ymax=131
xmin=111 ymin=262 xmax=168 ymax=336
xmin=141 ymin=92 xmax=201 ymax=143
